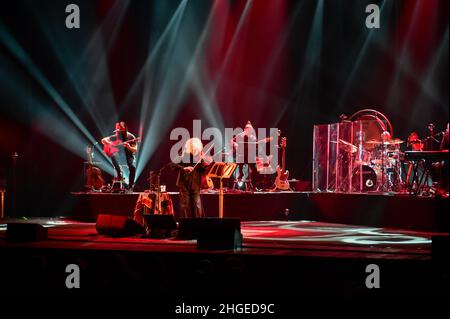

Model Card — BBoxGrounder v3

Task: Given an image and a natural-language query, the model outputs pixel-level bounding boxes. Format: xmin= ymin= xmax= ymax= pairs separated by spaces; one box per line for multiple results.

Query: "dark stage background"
xmin=0 ymin=0 xmax=448 ymax=217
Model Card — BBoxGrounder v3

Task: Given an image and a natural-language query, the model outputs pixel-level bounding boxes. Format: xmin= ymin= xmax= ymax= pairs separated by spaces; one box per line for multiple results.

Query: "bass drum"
xmin=352 ymin=165 xmax=382 ymax=192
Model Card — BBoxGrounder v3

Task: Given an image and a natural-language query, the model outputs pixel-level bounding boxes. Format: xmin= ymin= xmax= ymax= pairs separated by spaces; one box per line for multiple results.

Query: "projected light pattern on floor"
xmin=0 ymin=219 xmax=442 ymax=250
xmin=241 ymin=221 xmax=435 ymax=246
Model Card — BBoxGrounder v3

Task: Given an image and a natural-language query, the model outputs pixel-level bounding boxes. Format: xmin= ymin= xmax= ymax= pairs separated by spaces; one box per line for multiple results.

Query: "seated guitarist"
xmin=231 ymin=121 xmax=258 ymax=185
xmin=101 ymin=121 xmax=138 ymax=190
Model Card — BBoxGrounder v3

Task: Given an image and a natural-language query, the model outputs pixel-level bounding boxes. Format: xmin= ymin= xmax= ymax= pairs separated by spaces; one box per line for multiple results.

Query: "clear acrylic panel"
xmin=313 ymin=120 xmax=384 ymax=193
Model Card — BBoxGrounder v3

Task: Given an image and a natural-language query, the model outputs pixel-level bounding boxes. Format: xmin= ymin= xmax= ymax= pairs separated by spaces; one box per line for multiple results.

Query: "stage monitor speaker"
xmin=178 ymin=218 xmax=242 ymax=249
xmin=6 ymin=223 xmax=48 ymax=242
xmin=96 ymin=214 xmax=145 ymax=237
xmin=432 ymin=235 xmax=449 ymax=266
xmin=143 ymin=214 xmax=177 ymax=238
xmin=178 ymin=218 xmax=199 ymax=240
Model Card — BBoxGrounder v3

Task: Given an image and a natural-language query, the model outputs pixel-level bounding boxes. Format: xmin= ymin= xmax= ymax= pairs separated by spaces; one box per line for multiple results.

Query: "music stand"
xmin=207 ymin=162 xmax=237 ymax=218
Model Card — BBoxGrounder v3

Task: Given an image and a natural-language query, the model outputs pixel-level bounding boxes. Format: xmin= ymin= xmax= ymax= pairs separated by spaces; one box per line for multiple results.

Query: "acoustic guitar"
xmin=103 ymin=137 xmax=141 ymax=157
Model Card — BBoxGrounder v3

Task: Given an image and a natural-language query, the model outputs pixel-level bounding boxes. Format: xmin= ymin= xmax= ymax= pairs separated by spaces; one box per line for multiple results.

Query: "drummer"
xmin=381 ymin=130 xmax=392 ymax=143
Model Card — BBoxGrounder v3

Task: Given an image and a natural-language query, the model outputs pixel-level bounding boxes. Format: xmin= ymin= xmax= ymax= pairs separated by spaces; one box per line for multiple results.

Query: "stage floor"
xmin=0 ymin=218 xmax=448 ymax=299
xmin=0 ymin=218 xmax=443 ymax=258
xmin=67 ymin=191 xmax=449 ymax=232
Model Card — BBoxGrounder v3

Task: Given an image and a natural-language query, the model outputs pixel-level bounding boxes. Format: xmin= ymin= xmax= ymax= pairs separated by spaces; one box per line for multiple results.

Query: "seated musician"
xmin=231 ymin=121 xmax=258 ymax=185
xmin=405 ymin=132 xmax=424 ymax=188
xmin=407 ymin=132 xmax=424 ymax=151
xmin=101 ymin=121 xmax=138 ymax=190
xmin=381 ymin=130 xmax=393 ymax=144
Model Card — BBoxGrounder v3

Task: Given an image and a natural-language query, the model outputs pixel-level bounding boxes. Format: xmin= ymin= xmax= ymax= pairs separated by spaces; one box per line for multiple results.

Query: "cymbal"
xmin=365 ymin=138 xmax=404 ymax=145
xmin=365 ymin=139 xmax=382 ymax=145
xmin=331 ymin=139 xmax=357 ymax=153
xmin=389 ymin=138 xmax=405 ymax=145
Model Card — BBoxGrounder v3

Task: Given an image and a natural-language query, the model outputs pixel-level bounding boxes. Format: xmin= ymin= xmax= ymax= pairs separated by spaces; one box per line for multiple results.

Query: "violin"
xmin=186 ymin=148 xmax=214 ymax=190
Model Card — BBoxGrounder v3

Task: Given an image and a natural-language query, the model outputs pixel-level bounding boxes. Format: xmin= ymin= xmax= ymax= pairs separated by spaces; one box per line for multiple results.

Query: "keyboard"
xmin=404 ymin=150 xmax=449 ymax=161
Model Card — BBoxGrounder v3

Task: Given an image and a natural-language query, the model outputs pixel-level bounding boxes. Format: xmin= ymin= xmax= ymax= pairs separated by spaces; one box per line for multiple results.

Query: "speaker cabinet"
xmin=96 ymin=214 xmax=145 ymax=237
xmin=143 ymin=214 xmax=177 ymax=238
xmin=432 ymin=235 xmax=449 ymax=266
xmin=6 ymin=223 xmax=48 ymax=242
xmin=179 ymin=218 xmax=242 ymax=249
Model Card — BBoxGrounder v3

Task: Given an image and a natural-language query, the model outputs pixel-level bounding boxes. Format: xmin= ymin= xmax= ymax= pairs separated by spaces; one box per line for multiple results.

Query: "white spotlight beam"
xmin=121 ymin=0 xmax=188 ymax=111
xmin=32 ymin=0 xmax=130 ymax=136
xmin=0 ymin=25 xmax=99 ymax=151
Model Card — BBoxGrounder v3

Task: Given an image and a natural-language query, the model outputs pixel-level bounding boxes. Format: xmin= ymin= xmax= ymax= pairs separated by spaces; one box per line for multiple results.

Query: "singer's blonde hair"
xmin=184 ymin=137 xmax=203 ymax=156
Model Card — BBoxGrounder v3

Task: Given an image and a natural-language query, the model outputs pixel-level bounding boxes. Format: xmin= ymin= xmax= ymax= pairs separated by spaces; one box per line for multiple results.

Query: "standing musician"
xmin=441 ymin=123 xmax=449 ymax=151
xmin=171 ymin=138 xmax=212 ymax=218
xmin=438 ymin=123 xmax=449 ymax=193
xmin=101 ymin=121 xmax=138 ymax=190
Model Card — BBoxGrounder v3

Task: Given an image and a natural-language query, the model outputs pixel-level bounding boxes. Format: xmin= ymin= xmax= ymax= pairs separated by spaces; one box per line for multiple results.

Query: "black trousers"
xmin=178 ymin=189 xmax=203 ymax=219
xmin=237 ymin=163 xmax=257 ymax=182
xmin=111 ymin=154 xmax=136 ymax=188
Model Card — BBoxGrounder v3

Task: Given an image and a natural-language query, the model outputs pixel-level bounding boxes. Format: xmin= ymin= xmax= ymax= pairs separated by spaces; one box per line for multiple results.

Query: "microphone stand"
xmin=11 ymin=152 xmax=18 ymax=218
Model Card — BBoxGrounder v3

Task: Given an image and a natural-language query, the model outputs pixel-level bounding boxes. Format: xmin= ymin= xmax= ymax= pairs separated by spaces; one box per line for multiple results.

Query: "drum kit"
xmin=342 ymin=137 xmax=405 ymax=193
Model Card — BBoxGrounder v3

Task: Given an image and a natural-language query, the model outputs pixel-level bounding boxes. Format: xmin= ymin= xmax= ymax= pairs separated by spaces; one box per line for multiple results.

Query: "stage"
xmin=0 ymin=218 xmax=448 ymax=299
xmin=0 ymin=0 xmax=448 ymax=306
xmin=67 ymin=191 xmax=449 ymax=232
